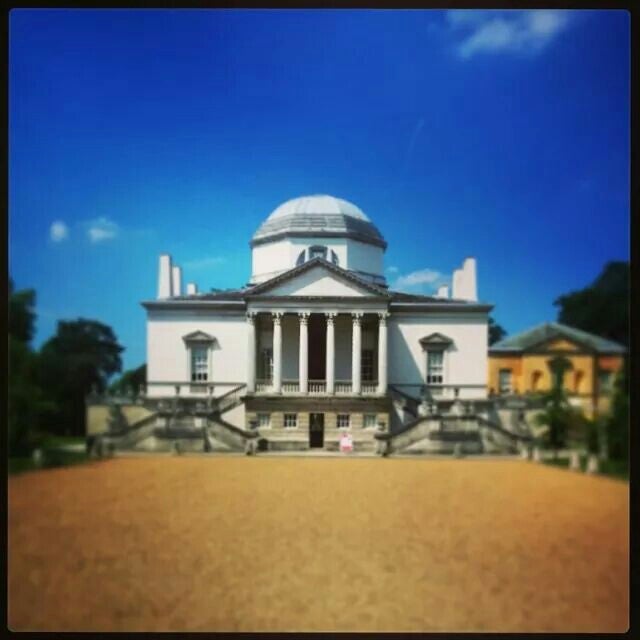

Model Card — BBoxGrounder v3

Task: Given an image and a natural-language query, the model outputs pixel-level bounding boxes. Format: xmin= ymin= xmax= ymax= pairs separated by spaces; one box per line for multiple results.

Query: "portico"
xmin=246 ymin=309 xmax=389 ymax=397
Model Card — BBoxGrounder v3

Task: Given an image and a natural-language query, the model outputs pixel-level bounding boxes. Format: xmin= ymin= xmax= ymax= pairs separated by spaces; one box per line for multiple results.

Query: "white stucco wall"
xmin=388 ymin=313 xmax=488 ymax=398
xmin=251 ymin=240 xmax=292 ymax=283
xmin=147 ymin=310 xmax=247 ymax=397
xmin=345 ymin=240 xmax=384 ymax=277
xmin=251 ymin=236 xmax=385 ymax=283
xmin=267 ymin=268 xmax=368 ymax=297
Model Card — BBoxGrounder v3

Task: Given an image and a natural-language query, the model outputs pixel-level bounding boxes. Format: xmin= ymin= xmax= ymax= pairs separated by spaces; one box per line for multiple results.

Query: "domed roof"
xmin=251 ymin=194 xmax=386 ymax=249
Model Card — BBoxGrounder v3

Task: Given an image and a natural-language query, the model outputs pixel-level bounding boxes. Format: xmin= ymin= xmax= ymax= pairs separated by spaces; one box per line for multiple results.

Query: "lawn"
xmin=8 ymin=457 xmax=629 ymax=632
xmin=9 ymin=436 xmax=88 ymax=476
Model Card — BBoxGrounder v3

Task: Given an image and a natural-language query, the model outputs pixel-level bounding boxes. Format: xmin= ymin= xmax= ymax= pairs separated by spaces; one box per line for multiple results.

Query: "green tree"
xmin=39 ymin=319 xmax=124 ymax=436
xmin=9 ymin=278 xmax=37 ymax=343
xmin=554 ymin=261 xmax=629 ymax=346
xmin=533 ymin=356 xmax=575 ymax=457
xmin=488 ymin=316 xmax=507 ymax=346
xmin=8 ymin=279 xmax=54 ymax=455
xmin=109 ymin=364 xmax=147 ymax=395
xmin=604 ymin=359 xmax=629 ymax=463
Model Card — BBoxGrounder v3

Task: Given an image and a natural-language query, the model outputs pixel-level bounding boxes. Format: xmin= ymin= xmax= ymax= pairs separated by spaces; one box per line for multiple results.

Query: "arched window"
xmin=308 ymin=245 xmax=327 ymax=260
xmin=531 ymin=370 xmax=542 ymax=392
xmin=296 ymin=250 xmax=306 ymax=266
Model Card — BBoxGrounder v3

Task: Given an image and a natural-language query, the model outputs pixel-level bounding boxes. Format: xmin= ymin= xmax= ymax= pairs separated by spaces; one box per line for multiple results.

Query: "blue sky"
xmin=9 ymin=9 xmax=630 ymax=372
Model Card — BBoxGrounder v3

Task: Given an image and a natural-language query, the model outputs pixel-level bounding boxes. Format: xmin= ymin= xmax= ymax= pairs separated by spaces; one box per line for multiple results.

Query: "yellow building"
xmin=488 ymin=322 xmax=626 ymax=417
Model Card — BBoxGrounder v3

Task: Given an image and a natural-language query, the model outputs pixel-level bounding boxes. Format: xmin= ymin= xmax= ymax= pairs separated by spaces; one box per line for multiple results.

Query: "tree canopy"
xmin=39 ymin=319 xmax=124 ymax=436
xmin=554 ymin=261 xmax=629 ymax=345
xmin=110 ymin=364 xmax=147 ymax=395
xmin=488 ymin=316 xmax=507 ymax=346
xmin=9 ymin=278 xmax=37 ymax=345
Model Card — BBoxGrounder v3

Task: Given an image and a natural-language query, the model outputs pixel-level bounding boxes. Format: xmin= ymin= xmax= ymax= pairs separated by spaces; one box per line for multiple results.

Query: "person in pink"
xmin=340 ymin=431 xmax=353 ymax=453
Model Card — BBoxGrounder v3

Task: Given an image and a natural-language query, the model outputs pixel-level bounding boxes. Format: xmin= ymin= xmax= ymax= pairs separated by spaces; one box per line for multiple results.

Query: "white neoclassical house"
xmin=142 ymin=195 xmax=492 ymax=449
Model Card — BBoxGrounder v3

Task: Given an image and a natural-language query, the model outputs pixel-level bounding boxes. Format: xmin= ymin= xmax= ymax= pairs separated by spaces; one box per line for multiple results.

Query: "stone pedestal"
xmin=569 ymin=451 xmax=581 ymax=471
xmin=532 ymin=447 xmax=542 ymax=463
xmin=520 ymin=446 xmax=530 ymax=460
xmin=586 ymin=454 xmax=599 ymax=474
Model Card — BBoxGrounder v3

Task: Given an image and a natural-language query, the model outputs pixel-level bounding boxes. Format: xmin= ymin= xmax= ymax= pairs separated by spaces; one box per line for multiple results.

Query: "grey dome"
xmin=251 ymin=194 xmax=387 ymax=249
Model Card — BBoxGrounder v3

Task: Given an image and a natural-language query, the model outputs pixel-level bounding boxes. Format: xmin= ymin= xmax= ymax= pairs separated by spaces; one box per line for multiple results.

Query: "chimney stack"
xmin=461 ymin=257 xmax=477 ymax=302
xmin=450 ymin=258 xmax=478 ymax=302
xmin=172 ymin=265 xmax=182 ymax=297
xmin=436 ymin=284 xmax=450 ymax=299
xmin=452 ymin=268 xmax=463 ymax=299
xmin=158 ymin=254 xmax=173 ymax=299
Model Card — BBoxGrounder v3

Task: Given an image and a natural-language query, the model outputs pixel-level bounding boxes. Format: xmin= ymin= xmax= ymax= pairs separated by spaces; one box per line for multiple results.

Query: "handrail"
xmin=216 ymin=383 xmax=246 ymax=403
xmin=388 ymin=384 xmax=422 ymax=403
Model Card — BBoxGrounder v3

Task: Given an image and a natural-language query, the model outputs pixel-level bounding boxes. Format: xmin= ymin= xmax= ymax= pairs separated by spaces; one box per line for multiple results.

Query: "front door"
xmin=309 ymin=413 xmax=324 ymax=448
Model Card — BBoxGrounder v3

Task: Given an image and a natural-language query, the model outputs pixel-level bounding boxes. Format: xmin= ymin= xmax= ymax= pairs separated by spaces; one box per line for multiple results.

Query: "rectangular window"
xmin=258 ymin=413 xmax=271 ymax=429
xmin=598 ymin=371 xmax=613 ymax=393
xmin=426 ymin=350 xmax=444 ymax=384
xmin=284 ymin=413 xmax=297 ymax=428
xmin=361 ymin=349 xmax=375 ymax=382
xmin=363 ymin=414 xmax=377 ymax=429
xmin=191 ymin=346 xmax=208 ymax=382
xmin=261 ymin=348 xmax=273 ymax=380
xmin=337 ymin=414 xmax=350 ymax=429
xmin=499 ymin=369 xmax=512 ymax=394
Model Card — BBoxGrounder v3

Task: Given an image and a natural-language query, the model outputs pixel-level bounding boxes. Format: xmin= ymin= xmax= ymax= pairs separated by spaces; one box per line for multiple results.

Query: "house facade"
xmin=142 ymin=195 xmax=492 ymax=450
xmin=488 ymin=322 xmax=626 ymax=417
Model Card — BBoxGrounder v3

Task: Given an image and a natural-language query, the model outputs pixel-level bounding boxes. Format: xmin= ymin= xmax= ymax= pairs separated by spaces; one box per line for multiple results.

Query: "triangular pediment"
xmin=182 ymin=330 xmax=216 ymax=343
xmin=525 ymin=334 xmax=589 ymax=354
xmin=419 ymin=332 xmax=454 ymax=348
xmin=248 ymin=258 xmax=389 ymax=298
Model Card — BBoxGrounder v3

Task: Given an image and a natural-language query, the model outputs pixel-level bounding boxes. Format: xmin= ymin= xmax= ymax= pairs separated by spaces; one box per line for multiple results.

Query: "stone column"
xmin=299 ymin=313 xmax=309 ymax=394
xmin=377 ymin=312 xmax=389 ymax=395
xmin=246 ymin=313 xmax=257 ymax=393
xmin=273 ymin=312 xmax=283 ymax=394
xmin=326 ymin=313 xmax=336 ymax=394
xmin=352 ymin=312 xmax=363 ymax=394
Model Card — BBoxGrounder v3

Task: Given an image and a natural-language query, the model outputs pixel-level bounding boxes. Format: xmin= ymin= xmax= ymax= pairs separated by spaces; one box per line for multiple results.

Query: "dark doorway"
xmin=308 ymin=315 xmax=326 ymax=380
xmin=309 ymin=413 xmax=324 ymax=448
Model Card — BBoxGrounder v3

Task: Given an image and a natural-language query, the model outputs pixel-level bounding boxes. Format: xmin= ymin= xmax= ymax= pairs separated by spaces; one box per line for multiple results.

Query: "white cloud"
xmin=87 ymin=217 xmax=119 ymax=243
xmin=183 ymin=256 xmax=227 ymax=270
xmin=49 ymin=221 xmax=69 ymax=242
xmin=391 ymin=268 xmax=450 ymax=294
xmin=447 ymin=10 xmax=571 ymax=59
xmin=386 ymin=265 xmax=399 ymax=274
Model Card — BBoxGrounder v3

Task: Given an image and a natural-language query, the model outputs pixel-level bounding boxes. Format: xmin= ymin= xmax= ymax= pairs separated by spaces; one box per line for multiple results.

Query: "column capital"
xmin=378 ymin=311 xmax=390 ymax=325
xmin=325 ymin=312 xmax=337 ymax=324
xmin=272 ymin=311 xmax=283 ymax=325
xmin=246 ymin=311 xmax=257 ymax=323
xmin=298 ymin=312 xmax=310 ymax=325
xmin=352 ymin=312 xmax=364 ymax=323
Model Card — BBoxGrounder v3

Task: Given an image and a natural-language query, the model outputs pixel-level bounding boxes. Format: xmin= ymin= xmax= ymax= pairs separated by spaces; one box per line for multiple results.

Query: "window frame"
xmin=498 ymin=368 xmax=513 ymax=395
xmin=258 ymin=413 xmax=271 ymax=429
xmin=426 ymin=349 xmax=444 ymax=385
xmin=361 ymin=348 xmax=375 ymax=382
xmin=363 ymin=414 xmax=377 ymax=429
xmin=337 ymin=414 xmax=350 ymax=429
xmin=308 ymin=245 xmax=328 ymax=260
xmin=190 ymin=345 xmax=209 ymax=382
xmin=284 ymin=413 xmax=298 ymax=429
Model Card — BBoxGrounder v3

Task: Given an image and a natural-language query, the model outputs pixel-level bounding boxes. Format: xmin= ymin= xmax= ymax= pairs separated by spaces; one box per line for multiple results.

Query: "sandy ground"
xmin=8 ymin=457 xmax=629 ymax=632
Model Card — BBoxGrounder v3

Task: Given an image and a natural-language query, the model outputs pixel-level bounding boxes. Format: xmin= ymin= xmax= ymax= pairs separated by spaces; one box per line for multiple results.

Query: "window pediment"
xmin=419 ymin=332 xmax=454 ymax=350
xmin=182 ymin=330 xmax=216 ymax=344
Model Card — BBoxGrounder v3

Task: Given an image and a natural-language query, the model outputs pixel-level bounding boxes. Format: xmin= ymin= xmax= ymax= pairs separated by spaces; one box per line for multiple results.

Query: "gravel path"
xmin=8 ymin=457 xmax=628 ymax=632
